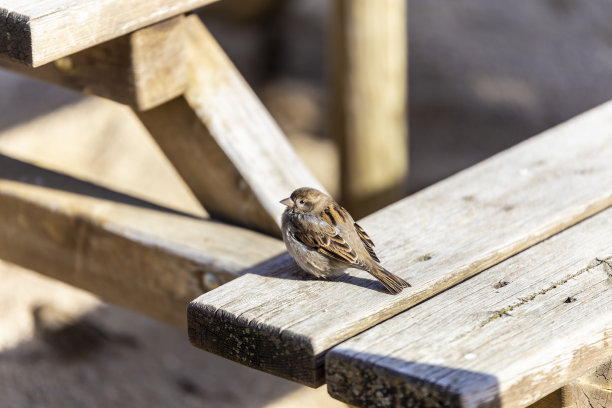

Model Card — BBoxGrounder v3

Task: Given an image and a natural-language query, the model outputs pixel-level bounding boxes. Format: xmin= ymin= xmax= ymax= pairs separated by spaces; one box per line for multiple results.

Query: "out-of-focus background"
xmin=2 ymin=0 xmax=612 ymax=406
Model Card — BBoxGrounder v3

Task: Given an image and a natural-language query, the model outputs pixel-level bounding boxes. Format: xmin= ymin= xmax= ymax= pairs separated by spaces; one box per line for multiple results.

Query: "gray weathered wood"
xmin=0 ymin=0 xmax=218 ymax=66
xmin=326 ymin=207 xmax=612 ymax=408
xmin=0 ymin=157 xmax=285 ymax=328
xmin=188 ymin=101 xmax=612 ymax=386
xmin=139 ymin=16 xmax=324 ymax=236
xmin=0 ymin=16 xmax=187 ymax=110
xmin=331 ymin=0 xmax=408 ymax=218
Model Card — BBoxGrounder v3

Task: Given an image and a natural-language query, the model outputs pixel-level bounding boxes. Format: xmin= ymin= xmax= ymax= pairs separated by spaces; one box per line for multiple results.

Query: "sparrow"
xmin=280 ymin=187 xmax=410 ymax=294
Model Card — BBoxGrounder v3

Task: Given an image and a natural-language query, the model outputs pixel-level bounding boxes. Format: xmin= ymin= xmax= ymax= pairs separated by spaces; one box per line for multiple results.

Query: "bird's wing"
xmin=353 ymin=222 xmax=380 ymax=263
xmin=293 ymin=214 xmax=368 ymax=269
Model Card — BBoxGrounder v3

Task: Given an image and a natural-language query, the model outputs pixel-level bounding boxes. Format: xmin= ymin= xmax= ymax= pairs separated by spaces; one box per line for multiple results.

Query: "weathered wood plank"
xmin=139 ymin=16 xmax=324 ymax=236
xmin=0 ymin=0 xmax=218 ymax=66
xmin=0 ymin=157 xmax=285 ymax=328
xmin=0 ymin=16 xmax=187 ymax=110
xmin=188 ymin=101 xmax=612 ymax=386
xmin=326 ymin=207 xmax=612 ymax=408
xmin=331 ymin=0 xmax=408 ymax=218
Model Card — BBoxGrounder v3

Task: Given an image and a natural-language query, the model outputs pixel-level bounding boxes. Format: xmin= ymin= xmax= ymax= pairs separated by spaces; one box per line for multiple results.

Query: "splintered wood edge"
xmin=0 ymin=0 xmax=218 ymax=67
xmin=188 ymin=302 xmax=323 ymax=387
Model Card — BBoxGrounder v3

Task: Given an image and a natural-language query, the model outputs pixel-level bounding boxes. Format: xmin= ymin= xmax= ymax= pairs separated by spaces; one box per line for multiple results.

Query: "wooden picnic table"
xmin=1 ymin=1 xmax=611 ymax=407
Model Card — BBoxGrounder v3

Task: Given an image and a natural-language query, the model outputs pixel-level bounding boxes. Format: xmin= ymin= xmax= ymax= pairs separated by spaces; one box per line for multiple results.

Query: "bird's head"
xmin=280 ymin=187 xmax=331 ymax=214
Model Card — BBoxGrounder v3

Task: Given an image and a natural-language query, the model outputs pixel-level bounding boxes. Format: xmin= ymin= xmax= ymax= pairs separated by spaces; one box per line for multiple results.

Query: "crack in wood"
xmin=481 ymin=256 xmax=612 ymax=327
xmin=597 ymin=257 xmax=612 ymax=278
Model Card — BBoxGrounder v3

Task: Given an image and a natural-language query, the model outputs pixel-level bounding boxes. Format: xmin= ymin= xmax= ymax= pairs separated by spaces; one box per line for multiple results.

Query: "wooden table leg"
xmin=331 ymin=0 xmax=408 ymax=218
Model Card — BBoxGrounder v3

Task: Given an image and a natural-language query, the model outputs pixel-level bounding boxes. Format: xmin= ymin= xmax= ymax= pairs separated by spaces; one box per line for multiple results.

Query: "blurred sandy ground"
xmin=3 ymin=0 xmax=612 ymax=407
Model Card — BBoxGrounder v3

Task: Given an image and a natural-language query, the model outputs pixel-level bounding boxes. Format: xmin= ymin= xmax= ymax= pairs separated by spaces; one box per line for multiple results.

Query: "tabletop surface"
xmin=0 ymin=0 xmax=217 ymax=66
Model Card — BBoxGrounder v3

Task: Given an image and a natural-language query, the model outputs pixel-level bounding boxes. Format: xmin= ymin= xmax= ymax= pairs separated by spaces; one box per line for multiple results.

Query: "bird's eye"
xmin=299 ymin=200 xmax=305 ymax=205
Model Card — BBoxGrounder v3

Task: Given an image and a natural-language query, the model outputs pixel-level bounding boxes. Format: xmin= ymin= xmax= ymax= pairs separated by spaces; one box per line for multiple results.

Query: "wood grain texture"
xmin=528 ymin=390 xmax=562 ymax=408
xmin=326 ymin=208 xmax=612 ymax=408
xmin=140 ymin=16 xmax=323 ymax=236
xmin=561 ymin=381 xmax=612 ymax=408
xmin=0 ymin=16 xmax=187 ymax=110
xmin=137 ymin=96 xmax=281 ymax=235
xmin=188 ymin=101 xmax=612 ymax=386
xmin=0 ymin=0 xmax=218 ymax=66
xmin=561 ymin=379 xmax=612 ymax=408
xmin=331 ymin=0 xmax=408 ymax=218
xmin=0 ymin=162 xmax=285 ymax=329
xmin=557 ymin=360 xmax=612 ymax=408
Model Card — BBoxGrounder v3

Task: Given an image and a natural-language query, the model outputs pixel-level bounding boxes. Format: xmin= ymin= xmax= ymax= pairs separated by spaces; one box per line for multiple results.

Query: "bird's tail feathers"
xmin=369 ymin=265 xmax=411 ymax=295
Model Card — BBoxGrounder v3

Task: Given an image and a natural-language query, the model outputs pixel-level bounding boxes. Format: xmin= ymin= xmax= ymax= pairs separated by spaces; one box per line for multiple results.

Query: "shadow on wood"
xmin=0 ymin=154 xmax=195 ymax=218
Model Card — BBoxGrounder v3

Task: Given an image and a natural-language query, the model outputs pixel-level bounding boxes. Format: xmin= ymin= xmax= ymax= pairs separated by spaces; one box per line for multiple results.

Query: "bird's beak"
xmin=280 ymin=197 xmax=294 ymax=208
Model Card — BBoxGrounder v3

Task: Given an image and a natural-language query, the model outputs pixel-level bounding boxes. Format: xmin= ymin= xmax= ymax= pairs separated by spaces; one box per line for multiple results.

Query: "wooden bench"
xmin=327 ymin=206 xmax=612 ymax=407
xmin=188 ymin=103 xmax=612 ymax=405
xmin=2 ymin=1 xmax=611 ymax=407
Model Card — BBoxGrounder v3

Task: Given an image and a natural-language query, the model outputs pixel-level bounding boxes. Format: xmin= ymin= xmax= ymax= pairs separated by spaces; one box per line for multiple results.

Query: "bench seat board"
xmin=188 ymin=101 xmax=612 ymax=386
xmin=326 ymin=206 xmax=612 ymax=408
xmin=0 ymin=156 xmax=285 ymax=328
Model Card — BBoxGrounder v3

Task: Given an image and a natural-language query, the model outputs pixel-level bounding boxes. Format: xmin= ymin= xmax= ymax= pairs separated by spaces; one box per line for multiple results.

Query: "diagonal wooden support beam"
xmin=187 ymin=101 xmax=612 ymax=386
xmin=138 ymin=16 xmax=324 ymax=236
xmin=0 ymin=155 xmax=285 ymax=328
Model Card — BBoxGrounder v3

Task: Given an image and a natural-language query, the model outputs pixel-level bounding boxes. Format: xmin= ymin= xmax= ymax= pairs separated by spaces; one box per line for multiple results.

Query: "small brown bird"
xmin=280 ymin=187 xmax=410 ymax=294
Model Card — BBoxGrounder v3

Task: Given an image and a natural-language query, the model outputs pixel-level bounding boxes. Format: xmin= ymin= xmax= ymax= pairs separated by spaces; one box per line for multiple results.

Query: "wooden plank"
xmin=326 ymin=207 xmax=612 ymax=408
xmin=0 ymin=156 xmax=285 ymax=328
xmin=138 ymin=16 xmax=325 ymax=236
xmin=331 ymin=0 xmax=408 ymax=218
xmin=187 ymin=101 xmax=612 ymax=386
xmin=137 ymin=97 xmax=280 ymax=235
xmin=0 ymin=0 xmax=218 ymax=66
xmin=0 ymin=16 xmax=187 ymax=110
